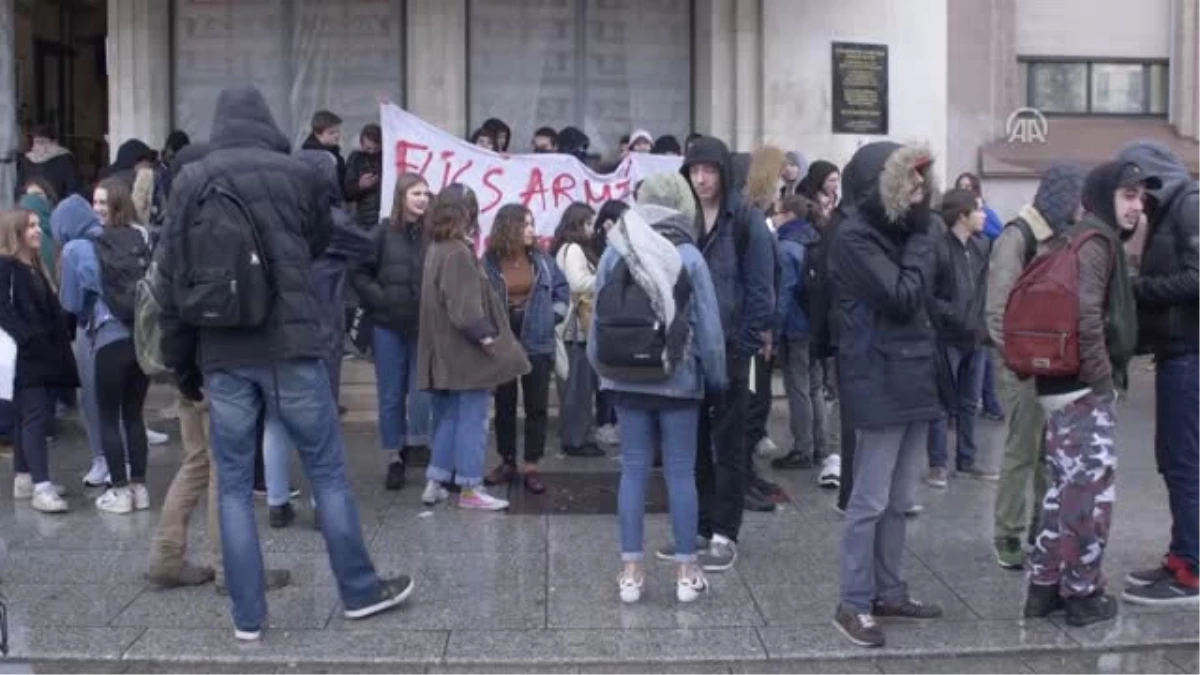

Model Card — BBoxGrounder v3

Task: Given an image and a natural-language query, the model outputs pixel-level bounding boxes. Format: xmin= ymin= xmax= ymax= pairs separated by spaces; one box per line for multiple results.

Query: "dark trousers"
xmin=697 ymin=352 xmax=750 ymax=542
xmin=494 ymin=355 xmax=553 ymax=465
xmin=95 ymin=339 xmax=150 ymax=487
xmin=1157 ymin=353 xmax=1199 ymax=572
xmin=12 ymin=387 xmax=52 ymax=483
xmin=837 ymin=355 xmax=856 ymax=511
xmin=596 ymin=390 xmax=616 ymax=427
xmin=253 ymin=408 xmax=266 ymax=491
xmin=746 ymin=353 xmax=773 ymax=450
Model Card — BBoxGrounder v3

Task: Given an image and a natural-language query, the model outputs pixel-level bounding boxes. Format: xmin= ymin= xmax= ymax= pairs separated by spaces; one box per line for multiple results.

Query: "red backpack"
xmin=1002 ymin=230 xmax=1105 ymax=378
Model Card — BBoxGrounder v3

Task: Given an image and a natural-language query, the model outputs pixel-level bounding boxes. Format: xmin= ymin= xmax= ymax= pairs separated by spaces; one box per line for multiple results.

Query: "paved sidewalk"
xmin=0 ymin=365 xmax=1195 ymax=672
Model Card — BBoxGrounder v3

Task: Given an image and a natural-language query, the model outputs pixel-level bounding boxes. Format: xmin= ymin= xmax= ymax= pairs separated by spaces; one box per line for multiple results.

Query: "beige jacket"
xmin=985 ymin=204 xmax=1056 ymax=348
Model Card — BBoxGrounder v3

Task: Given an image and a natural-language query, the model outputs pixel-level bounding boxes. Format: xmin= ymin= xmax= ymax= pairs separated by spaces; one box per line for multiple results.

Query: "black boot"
xmin=771 ymin=451 xmax=814 ymax=470
xmin=269 ymin=503 xmax=295 ymax=529
xmin=1065 ymin=591 xmax=1119 ymax=627
xmin=1023 ymin=583 xmax=1066 ymax=618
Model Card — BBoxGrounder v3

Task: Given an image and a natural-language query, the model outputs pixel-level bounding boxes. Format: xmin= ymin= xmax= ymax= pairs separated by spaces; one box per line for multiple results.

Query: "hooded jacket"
xmin=985 ymin=163 xmax=1086 ymax=349
xmin=679 ymin=136 xmax=775 ymax=358
xmin=830 ymin=141 xmax=943 ymax=429
xmin=588 ymin=204 xmax=727 ymax=401
xmin=52 ymin=194 xmax=133 ymax=353
xmin=1116 ymin=140 xmax=1199 ymax=357
xmin=17 ymin=139 xmax=81 ymax=201
xmin=159 ymin=86 xmax=333 ymax=375
xmin=775 ymin=217 xmax=820 ymax=339
xmin=1036 ymin=161 xmax=1140 ymax=397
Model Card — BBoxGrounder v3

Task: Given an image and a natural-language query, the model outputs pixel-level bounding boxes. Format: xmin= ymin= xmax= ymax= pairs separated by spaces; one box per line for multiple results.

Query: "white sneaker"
xmin=754 ymin=437 xmax=780 ymax=458
xmin=594 ymin=424 xmax=620 ymax=446
xmin=31 ymin=485 xmax=68 ymax=513
xmin=677 ymin=569 xmax=710 ymax=603
xmin=421 ymin=480 xmax=450 ymax=506
xmin=13 ymin=473 xmax=33 ymax=500
xmin=130 ymin=483 xmax=151 ymax=510
xmin=83 ymin=459 xmax=110 ymax=488
xmin=146 ymin=428 xmax=169 ymax=445
xmin=618 ymin=571 xmax=644 ymax=603
xmin=819 ymin=454 xmax=842 ymax=488
xmin=234 ymin=627 xmax=262 ymax=641
xmin=459 ymin=487 xmax=509 ymax=511
xmin=96 ymin=487 xmax=133 ymax=514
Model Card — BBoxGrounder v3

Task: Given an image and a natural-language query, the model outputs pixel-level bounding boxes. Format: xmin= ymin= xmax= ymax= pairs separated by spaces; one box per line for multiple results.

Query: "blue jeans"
xmin=262 ymin=413 xmax=292 ymax=507
xmin=616 ymin=400 xmax=700 ymax=563
xmin=427 ymin=390 xmax=490 ymax=487
xmin=373 ymin=326 xmax=431 ymax=451
xmin=206 ymin=359 xmax=384 ymax=633
xmin=1156 ymin=353 xmax=1199 ymax=571
xmin=928 ymin=345 xmax=987 ymax=470
xmin=981 ymin=350 xmax=1003 ymax=416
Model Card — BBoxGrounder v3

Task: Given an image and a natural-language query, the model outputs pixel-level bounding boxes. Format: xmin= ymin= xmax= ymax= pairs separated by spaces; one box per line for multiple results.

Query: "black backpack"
xmin=92 ymin=227 xmax=151 ymax=326
xmin=593 ymin=236 xmax=694 ymax=382
xmin=805 ymin=225 xmax=837 ymax=358
xmin=177 ymin=182 xmax=273 ymax=327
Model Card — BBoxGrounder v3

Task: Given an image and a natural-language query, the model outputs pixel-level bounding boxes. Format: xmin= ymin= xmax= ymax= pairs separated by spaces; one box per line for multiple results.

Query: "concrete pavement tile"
xmin=122 ymin=627 xmax=448 ymax=664
xmin=429 ymin=663 xmax=732 ymax=674
xmin=876 ymin=655 xmax=1034 ymax=673
xmin=1022 ymin=650 xmax=1186 ymax=674
xmin=937 ymin=574 xmax=1030 ymax=620
xmin=1163 ymin=646 xmax=1200 ymax=672
xmin=0 ymin=549 xmax=150 ymax=584
xmin=1050 ymin=610 xmax=1200 ymax=648
xmin=16 ymin=660 xmax=126 ymax=673
xmin=370 ymin=511 xmax=546 ymax=554
xmin=0 ymin=626 xmax=145 ymax=662
xmin=0 ymin=583 xmax=146 ymax=627
xmin=443 ymin=627 xmax=766 ymax=664
xmin=111 ymin=583 xmax=340 ymax=629
xmin=120 ymin=661 xmax=425 ymax=674
xmin=757 ymin=619 xmax=1073 ymax=659
xmin=728 ymin=659 xmax=882 ymax=673
xmin=0 ymin=509 xmax=163 ymax=551
xmin=748 ymin=571 xmax=976 ymax=626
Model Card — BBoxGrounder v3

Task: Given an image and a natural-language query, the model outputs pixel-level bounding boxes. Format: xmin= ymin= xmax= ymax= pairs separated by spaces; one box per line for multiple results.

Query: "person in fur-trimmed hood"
xmin=829 ymin=141 xmax=945 ymax=648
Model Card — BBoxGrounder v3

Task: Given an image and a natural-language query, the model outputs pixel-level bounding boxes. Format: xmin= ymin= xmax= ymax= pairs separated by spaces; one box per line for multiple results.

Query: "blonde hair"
xmin=743 ymin=145 xmax=787 ymax=213
xmin=0 ymin=209 xmax=54 ymax=287
xmin=132 ymin=166 xmax=156 ymax=224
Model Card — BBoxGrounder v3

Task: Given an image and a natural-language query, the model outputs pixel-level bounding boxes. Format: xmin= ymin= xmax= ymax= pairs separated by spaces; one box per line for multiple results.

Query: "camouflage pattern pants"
xmin=1029 ymin=391 xmax=1118 ymax=598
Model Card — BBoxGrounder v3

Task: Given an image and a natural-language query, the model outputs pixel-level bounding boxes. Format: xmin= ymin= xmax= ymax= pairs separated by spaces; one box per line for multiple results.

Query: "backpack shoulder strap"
xmin=1008 ymin=217 xmax=1037 ymax=266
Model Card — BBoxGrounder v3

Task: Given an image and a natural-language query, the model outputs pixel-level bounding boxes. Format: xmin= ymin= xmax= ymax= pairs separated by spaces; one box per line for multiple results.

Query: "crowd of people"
xmin=3 ymin=85 xmax=1196 ymax=648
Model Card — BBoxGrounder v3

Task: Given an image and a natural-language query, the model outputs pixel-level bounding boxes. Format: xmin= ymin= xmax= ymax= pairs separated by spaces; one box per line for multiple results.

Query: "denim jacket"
xmin=483 ymin=249 xmax=568 ymax=357
xmin=587 ymin=216 xmax=728 ymax=401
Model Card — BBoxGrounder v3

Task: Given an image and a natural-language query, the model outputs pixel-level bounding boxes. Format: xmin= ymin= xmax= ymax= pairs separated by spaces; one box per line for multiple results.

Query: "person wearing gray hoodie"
xmin=1115 ymin=141 xmax=1199 ymax=606
xmin=987 ymin=163 xmax=1086 ymax=570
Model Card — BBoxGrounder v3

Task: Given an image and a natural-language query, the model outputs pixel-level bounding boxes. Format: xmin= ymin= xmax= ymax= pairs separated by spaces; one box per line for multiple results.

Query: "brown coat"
xmin=418 ymin=238 xmax=530 ymax=391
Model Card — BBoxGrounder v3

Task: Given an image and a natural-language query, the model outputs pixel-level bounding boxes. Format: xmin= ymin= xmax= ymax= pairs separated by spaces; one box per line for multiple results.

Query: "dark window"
xmin=1020 ymin=58 xmax=1169 ymax=116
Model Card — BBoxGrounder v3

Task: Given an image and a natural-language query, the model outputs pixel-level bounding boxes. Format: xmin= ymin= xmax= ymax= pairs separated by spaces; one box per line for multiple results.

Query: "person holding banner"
xmin=352 ymin=173 xmax=434 ymax=492
xmin=417 ymin=193 xmax=529 ymax=511
xmin=482 ymin=204 xmax=569 ymax=494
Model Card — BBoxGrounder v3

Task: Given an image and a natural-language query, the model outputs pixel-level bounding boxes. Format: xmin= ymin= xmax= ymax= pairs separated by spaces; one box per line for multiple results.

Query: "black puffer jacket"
xmin=344 ymin=150 xmax=383 ymax=229
xmin=830 ymin=141 xmax=942 ymax=429
xmin=159 ymin=86 xmax=333 ymax=374
xmin=0 ymin=256 xmax=79 ymax=389
xmin=1117 ymin=141 xmax=1199 ymax=357
xmin=351 ymin=219 xmax=424 ymax=338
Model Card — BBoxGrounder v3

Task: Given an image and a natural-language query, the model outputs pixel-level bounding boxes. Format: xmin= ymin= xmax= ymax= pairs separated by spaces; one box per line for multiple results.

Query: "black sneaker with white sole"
xmin=1121 ymin=576 xmax=1199 ymax=606
xmin=1125 ymin=564 xmax=1173 ymax=587
xmin=872 ymin=597 xmax=944 ymax=619
xmin=654 ymin=536 xmax=711 ymax=561
xmin=699 ymin=539 xmax=738 ymax=572
xmin=833 ymin=603 xmax=885 ymax=648
xmin=344 ymin=575 xmax=415 ymax=620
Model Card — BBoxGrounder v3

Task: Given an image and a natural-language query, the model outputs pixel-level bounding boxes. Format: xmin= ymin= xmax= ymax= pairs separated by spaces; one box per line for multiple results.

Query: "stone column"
xmin=946 ymin=0 xmax=1018 ymax=177
xmin=1170 ymin=0 xmax=1199 ymax=140
xmin=732 ymin=0 xmax=762 ymax=151
xmin=106 ymin=0 xmax=171 ymax=160
xmin=692 ymin=0 xmax=735 ymax=144
xmin=406 ymin=0 xmax=467 ymax=137
xmin=0 ymin=0 xmax=14 ymax=206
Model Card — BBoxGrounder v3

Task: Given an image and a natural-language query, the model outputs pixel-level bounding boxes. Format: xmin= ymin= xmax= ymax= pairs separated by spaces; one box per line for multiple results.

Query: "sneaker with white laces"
xmin=618 ymin=571 xmax=644 ymax=604
xmin=130 ymin=483 xmax=151 ymax=510
xmin=754 ymin=436 xmax=780 ymax=458
xmin=699 ymin=536 xmax=738 ymax=572
xmin=146 ymin=428 xmax=169 ymax=445
xmin=459 ymin=487 xmax=509 ymax=511
xmin=13 ymin=473 xmax=33 ymax=500
xmin=833 ymin=603 xmax=885 ymax=647
xmin=31 ymin=485 xmax=68 ymax=513
xmin=96 ymin=487 xmax=133 ymax=514
xmin=83 ymin=459 xmax=110 ymax=488
xmin=677 ymin=569 xmax=710 ymax=603
xmin=594 ymin=424 xmax=620 ymax=446
xmin=819 ymin=455 xmax=842 ymax=489
xmin=421 ymin=480 xmax=450 ymax=506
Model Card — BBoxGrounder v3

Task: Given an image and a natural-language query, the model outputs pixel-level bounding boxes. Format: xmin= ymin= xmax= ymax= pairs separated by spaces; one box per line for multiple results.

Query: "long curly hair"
xmin=743 ymin=145 xmax=787 ymax=213
xmin=487 ymin=203 xmax=533 ymax=260
xmin=549 ymin=202 xmax=597 ymax=263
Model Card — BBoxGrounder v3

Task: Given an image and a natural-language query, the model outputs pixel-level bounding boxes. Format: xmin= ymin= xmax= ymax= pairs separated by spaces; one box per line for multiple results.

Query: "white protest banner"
xmin=380 ymin=104 xmax=683 ymax=238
